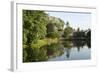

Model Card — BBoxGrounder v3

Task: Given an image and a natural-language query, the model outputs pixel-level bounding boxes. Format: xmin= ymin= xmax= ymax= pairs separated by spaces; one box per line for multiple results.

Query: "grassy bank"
xmin=23 ymin=38 xmax=58 ymax=49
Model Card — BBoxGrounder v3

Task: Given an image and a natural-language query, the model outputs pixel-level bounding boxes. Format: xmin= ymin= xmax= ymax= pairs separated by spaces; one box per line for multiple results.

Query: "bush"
xmin=47 ymin=32 xmax=60 ymax=38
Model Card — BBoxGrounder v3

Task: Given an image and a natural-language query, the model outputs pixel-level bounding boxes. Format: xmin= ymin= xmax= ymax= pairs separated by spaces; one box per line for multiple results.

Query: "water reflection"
xmin=61 ymin=40 xmax=91 ymax=59
xmin=23 ymin=40 xmax=91 ymax=62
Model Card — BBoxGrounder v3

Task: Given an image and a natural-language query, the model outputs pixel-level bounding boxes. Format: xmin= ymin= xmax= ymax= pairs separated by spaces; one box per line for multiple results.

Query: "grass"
xmin=31 ymin=39 xmax=48 ymax=49
xmin=23 ymin=38 xmax=58 ymax=49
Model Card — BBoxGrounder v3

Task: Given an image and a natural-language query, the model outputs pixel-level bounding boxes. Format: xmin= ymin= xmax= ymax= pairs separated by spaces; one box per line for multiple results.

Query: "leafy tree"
xmin=47 ymin=16 xmax=64 ymax=31
xmin=63 ymin=22 xmax=73 ymax=39
xmin=73 ymin=28 xmax=86 ymax=40
xmin=46 ymin=16 xmax=64 ymax=38
xmin=23 ymin=10 xmax=48 ymax=45
xmin=47 ymin=32 xmax=60 ymax=38
xmin=86 ymin=29 xmax=91 ymax=39
xmin=23 ymin=10 xmax=49 ymax=62
xmin=66 ymin=21 xmax=70 ymax=27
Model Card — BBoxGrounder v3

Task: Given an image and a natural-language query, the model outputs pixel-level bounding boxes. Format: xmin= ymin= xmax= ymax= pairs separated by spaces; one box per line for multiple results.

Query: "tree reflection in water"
xmin=23 ymin=39 xmax=91 ymax=62
xmin=62 ymin=39 xmax=91 ymax=59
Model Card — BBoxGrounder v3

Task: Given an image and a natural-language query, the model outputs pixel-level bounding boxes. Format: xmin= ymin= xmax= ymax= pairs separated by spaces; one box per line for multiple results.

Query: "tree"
xmin=63 ymin=22 xmax=73 ymax=39
xmin=66 ymin=21 xmax=70 ymax=27
xmin=23 ymin=10 xmax=49 ymax=62
xmin=46 ymin=16 xmax=64 ymax=38
xmin=86 ymin=29 xmax=91 ymax=40
xmin=63 ymin=27 xmax=73 ymax=38
xmin=23 ymin=10 xmax=48 ymax=45
xmin=46 ymin=32 xmax=60 ymax=38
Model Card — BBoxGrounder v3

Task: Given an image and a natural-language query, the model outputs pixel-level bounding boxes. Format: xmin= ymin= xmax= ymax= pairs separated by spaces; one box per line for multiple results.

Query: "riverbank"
xmin=23 ymin=38 xmax=58 ymax=49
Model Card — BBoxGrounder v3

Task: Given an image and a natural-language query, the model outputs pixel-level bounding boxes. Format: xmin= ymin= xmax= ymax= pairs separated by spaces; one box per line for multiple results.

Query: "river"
xmin=24 ymin=39 xmax=91 ymax=62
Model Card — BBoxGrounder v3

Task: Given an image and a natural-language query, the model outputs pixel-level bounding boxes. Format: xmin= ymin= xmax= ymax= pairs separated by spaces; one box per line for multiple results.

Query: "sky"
xmin=46 ymin=11 xmax=91 ymax=30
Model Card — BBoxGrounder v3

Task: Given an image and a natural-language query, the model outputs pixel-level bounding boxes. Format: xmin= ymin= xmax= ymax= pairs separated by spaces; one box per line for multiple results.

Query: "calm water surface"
xmin=24 ymin=40 xmax=91 ymax=62
xmin=48 ymin=46 xmax=90 ymax=61
xmin=48 ymin=40 xmax=91 ymax=61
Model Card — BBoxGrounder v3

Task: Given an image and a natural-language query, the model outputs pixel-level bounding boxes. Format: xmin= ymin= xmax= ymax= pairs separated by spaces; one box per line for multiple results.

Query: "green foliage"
xmin=31 ymin=39 xmax=48 ymax=49
xmin=23 ymin=48 xmax=28 ymax=62
xmin=63 ymin=26 xmax=73 ymax=39
xmin=66 ymin=21 xmax=70 ymax=27
xmin=28 ymin=46 xmax=48 ymax=62
xmin=23 ymin=10 xmax=48 ymax=45
xmin=47 ymin=43 xmax=64 ymax=57
xmin=47 ymin=16 xmax=64 ymax=31
xmin=73 ymin=28 xmax=86 ymax=40
xmin=86 ymin=29 xmax=91 ymax=39
xmin=62 ymin=41 xmax=72 ymax=48
xmin=22 ymin=10 xmax=91 ymax=62
xmin=63 ymin=21 xmax=73 ymax=38
xmin=23 ymin=29 xmax=28 ymax=44
xmin=46 ymin=16 xmax=64 ymax=38
xmin=47 ymin=32 xmax=60 ymax=38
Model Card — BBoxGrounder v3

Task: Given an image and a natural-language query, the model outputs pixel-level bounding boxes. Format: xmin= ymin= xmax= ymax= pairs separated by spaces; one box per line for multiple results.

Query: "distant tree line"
xmin=72 ymin=28 xmax=91 ymax=40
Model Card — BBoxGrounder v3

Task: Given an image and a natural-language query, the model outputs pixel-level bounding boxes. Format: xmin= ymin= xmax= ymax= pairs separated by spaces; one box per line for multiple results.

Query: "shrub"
xmin=47 ymin=32 xmax=60 ymax=38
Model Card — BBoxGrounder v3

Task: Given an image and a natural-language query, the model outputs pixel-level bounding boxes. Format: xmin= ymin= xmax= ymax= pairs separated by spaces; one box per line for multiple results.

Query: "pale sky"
xmin=46 ymin=11 xmax=91 ymax=30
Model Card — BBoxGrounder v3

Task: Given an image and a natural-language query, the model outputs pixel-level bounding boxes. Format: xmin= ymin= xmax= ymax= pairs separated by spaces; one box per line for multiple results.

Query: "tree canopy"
xmin=63 ymin=22 xmax=73 ymax=39
xmin=48 ymin=16 xmax=64 ymax=31
xmin=46 ymin=16 xmax=64 ymax=38
xmin=23 ymin=10 xmax=48 ymax=44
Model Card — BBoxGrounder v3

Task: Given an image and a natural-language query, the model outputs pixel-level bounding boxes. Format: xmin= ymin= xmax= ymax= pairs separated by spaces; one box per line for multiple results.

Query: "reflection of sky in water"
xmin=48 ymin=46 xmax=91 ymax=61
